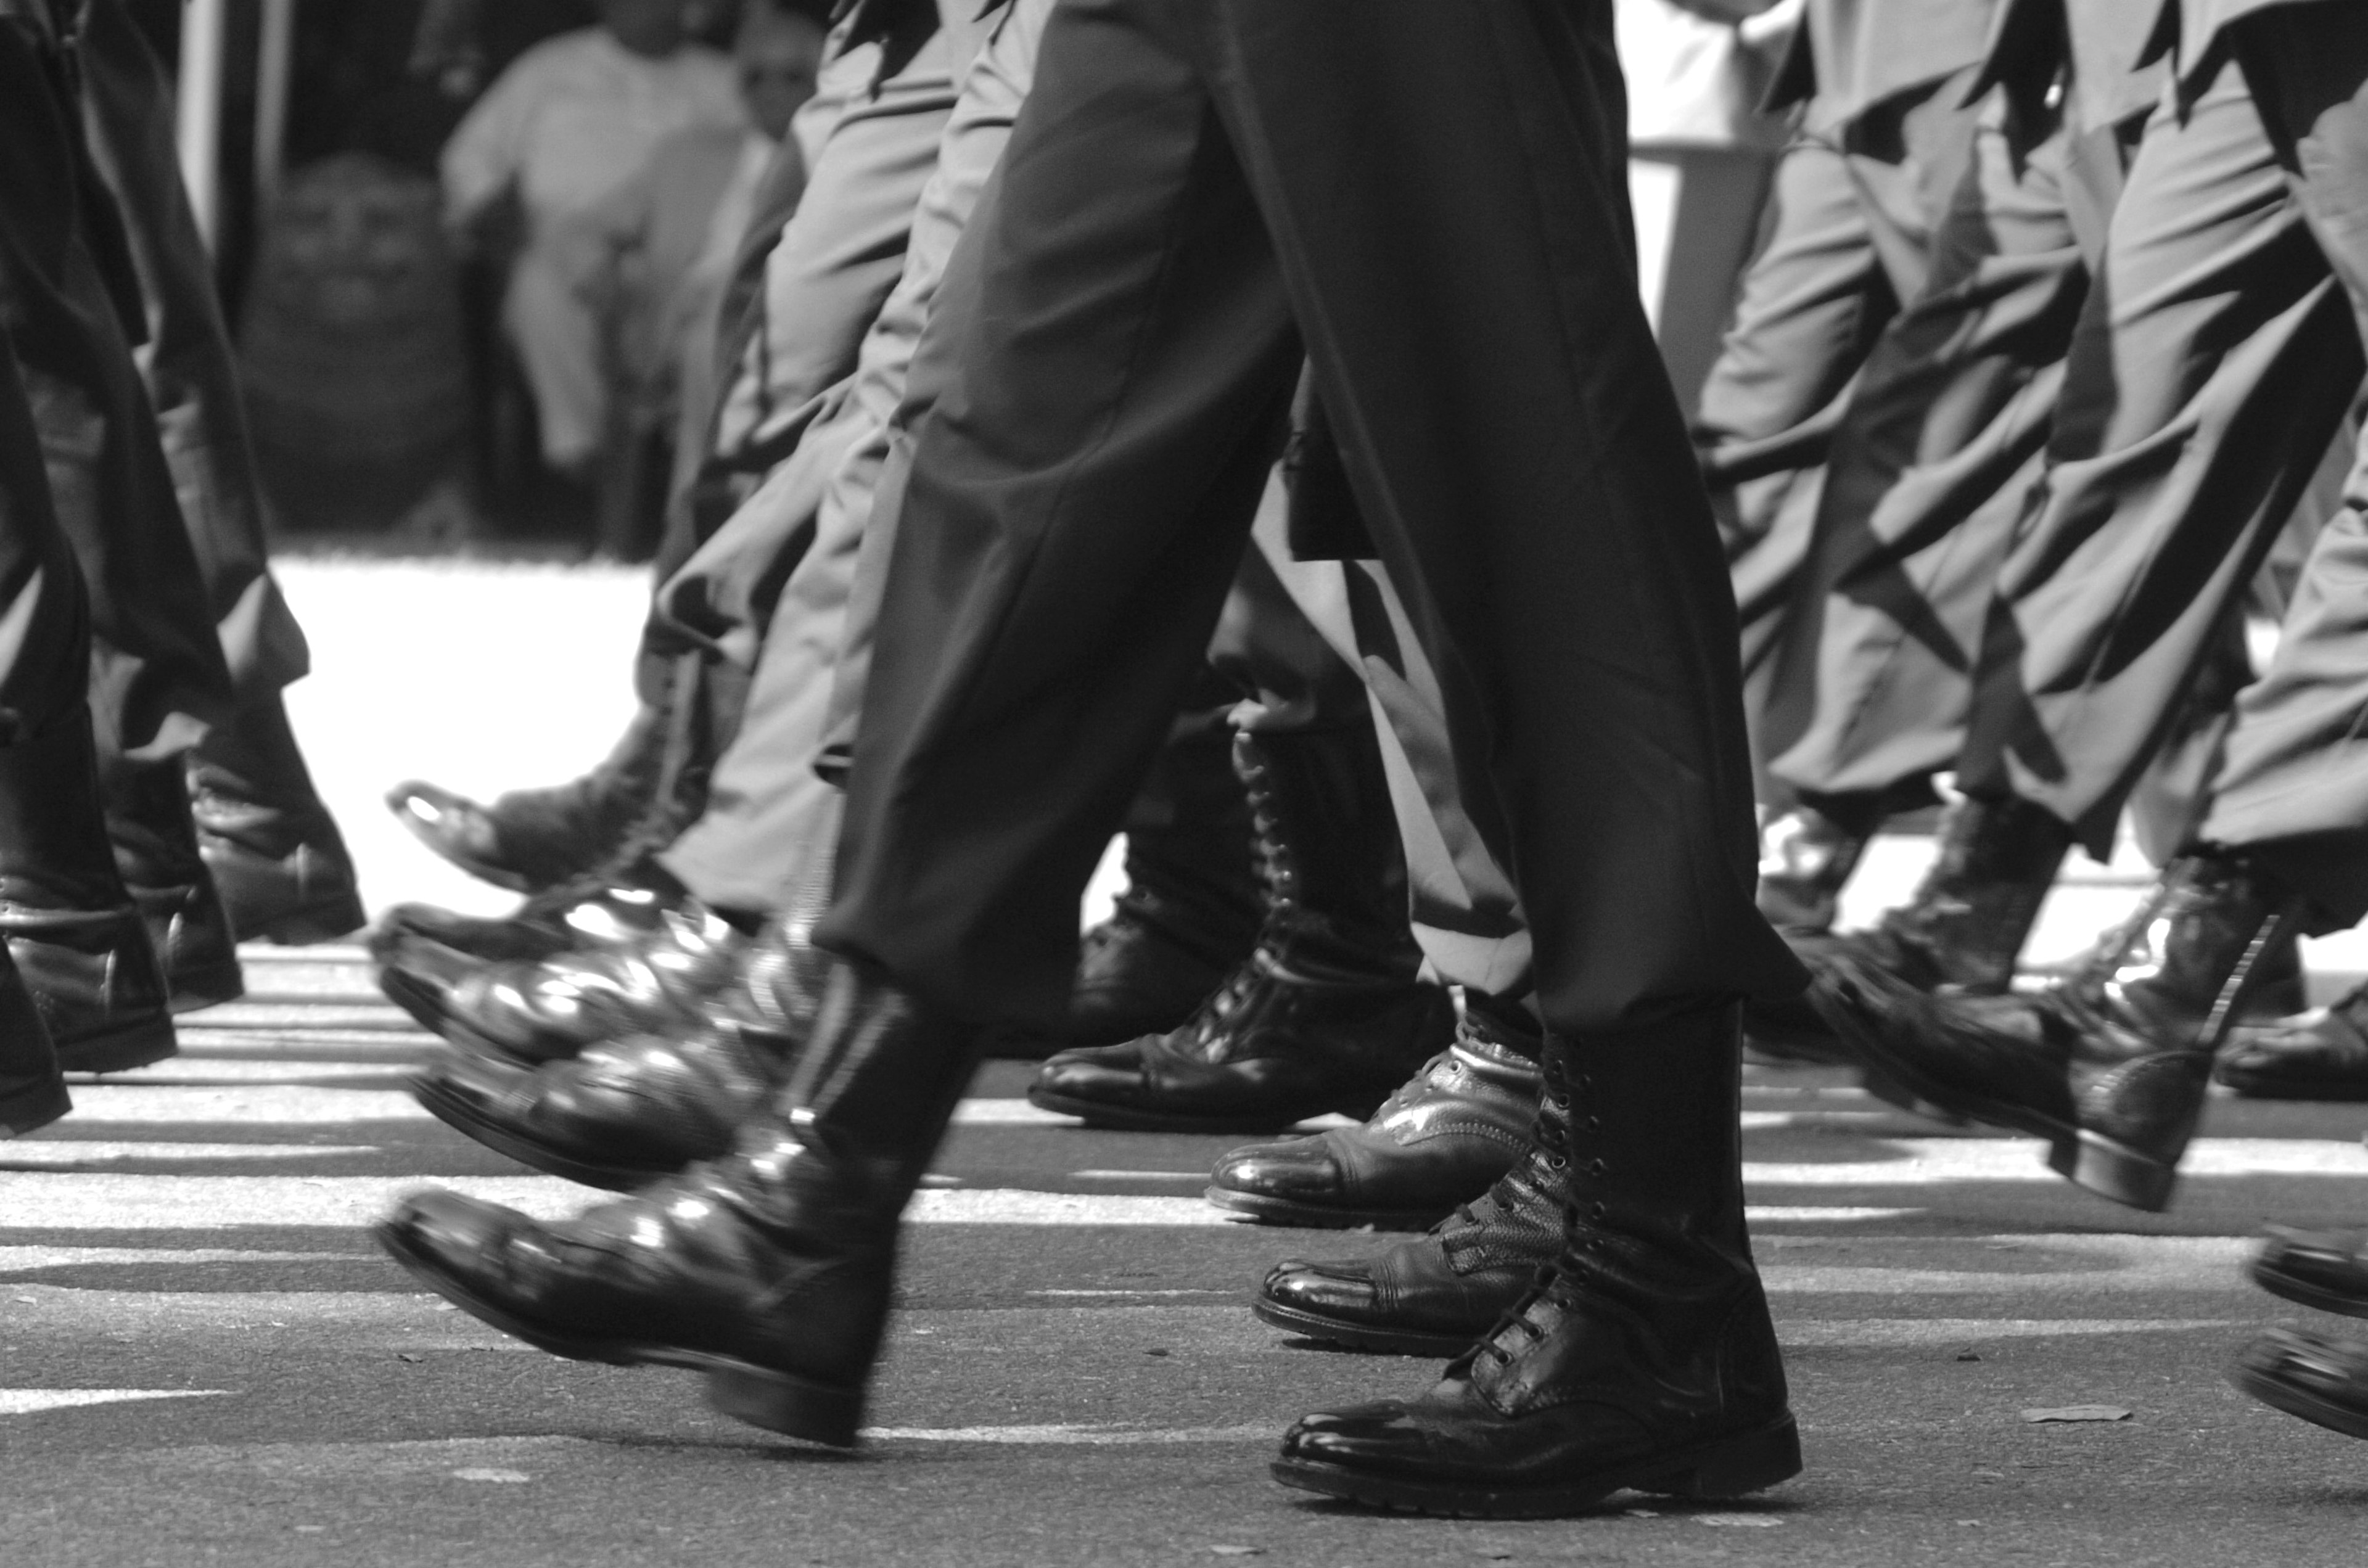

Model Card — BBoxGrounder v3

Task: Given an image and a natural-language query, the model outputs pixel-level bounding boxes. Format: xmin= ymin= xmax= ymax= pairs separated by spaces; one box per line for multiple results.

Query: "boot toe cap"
xmin=1212 ymin=1138 xmax=1347 ymax=1204
xmin=1261 ymin=1255 xmax=1379 ymax=1316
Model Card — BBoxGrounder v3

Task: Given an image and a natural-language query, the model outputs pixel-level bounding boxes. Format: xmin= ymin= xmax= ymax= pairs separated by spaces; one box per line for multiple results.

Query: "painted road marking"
xmin=1779 ymin=1318 xmax=2245 ymax=1347
xmin=65 ymin=1061 xmax=413 ymax=1085
xmin=1746 ymin=1138 xmax=2368 ymax=1184
xmin=862 ymin=1424 xmax=1271 ymax=1444
xmin=59 ymin=1086 xmax=428 ymax=1123
xmin=0 ymin=1247 xmax=374 ymax=1271
xmin=1 ymin=1144 xmax=379 ymax=1167
xmin=0 ymin=1390 xmax=230 ymax=1416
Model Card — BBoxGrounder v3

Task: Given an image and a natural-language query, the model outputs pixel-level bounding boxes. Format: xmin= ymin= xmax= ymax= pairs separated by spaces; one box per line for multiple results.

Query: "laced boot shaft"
xmin=409 ymin=858 xmax=842 ymax=1186
xmin=1755 ymin=805 xmax=1868 ymax=937
xmin=1253 ymin=1026 xmax=1572 ymax=1355
xmin=103 ymin=755 xmax=242 ymax=1011
xmin=378 ymin=954 xmax=982 ymax=1447
xmin=1860 ymin=792 xmax=2074 ymax=993
xmin=1028 ymin=722 xmax=1453 ymax=1131
xmin=0 ymin=713 xmax=173 ymax=1070
xmin=1210 ymin=999 xmax=1542 ymax=1229
xmin=1275 ymin=1006 xmax=1799 ymax=1516
xmin=187 ymin=691 xmax=363 ymax=944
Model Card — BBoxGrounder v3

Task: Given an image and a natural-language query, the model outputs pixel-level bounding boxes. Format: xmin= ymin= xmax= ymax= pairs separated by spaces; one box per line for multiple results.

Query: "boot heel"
xmin=1648 ymin=1417 xmax=1803 ymax=1499
xmin=2053 ymin=1133 xmax=2177 ymax=1212
xmin=706 ymin=1364 xmax=865 ymax=1448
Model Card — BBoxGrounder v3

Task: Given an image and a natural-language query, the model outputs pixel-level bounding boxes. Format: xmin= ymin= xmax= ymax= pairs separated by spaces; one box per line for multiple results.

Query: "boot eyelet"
xmin=1546 ymin=1154 xmax=1568 ymax=1170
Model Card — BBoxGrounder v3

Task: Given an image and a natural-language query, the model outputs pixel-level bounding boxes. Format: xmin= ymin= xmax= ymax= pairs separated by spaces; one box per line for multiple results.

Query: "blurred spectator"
xmin=550 ymin=0 xmax=826 ymax=548
xmin=440 ymin=0 xmax=741 ymax=482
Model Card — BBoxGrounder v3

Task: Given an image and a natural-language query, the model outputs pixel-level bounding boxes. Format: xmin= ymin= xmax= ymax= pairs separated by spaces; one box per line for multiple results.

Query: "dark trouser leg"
xmin=823 ymin=0 xmax=1801 ymax=1035
xmin=1767 ymin=110 xmax=2089 ymax=816
xmin=1957 ymin=61 xmax=2363 ymax=849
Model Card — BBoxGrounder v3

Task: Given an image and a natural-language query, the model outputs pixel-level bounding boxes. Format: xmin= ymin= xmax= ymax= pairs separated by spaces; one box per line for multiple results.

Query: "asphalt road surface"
xmin=8 ymin=943 xmax=2368 ymax=1568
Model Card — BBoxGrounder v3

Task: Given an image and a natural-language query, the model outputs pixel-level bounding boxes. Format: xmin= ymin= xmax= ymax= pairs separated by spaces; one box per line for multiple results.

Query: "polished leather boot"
xmin=409 ymin=903 xmax=835 ymax=1188
xmin=1273 ymin=1007 xmax=1800 ymax=1517
xmin=1061 ymin=721 xmax=1260 ymax=1046
xmin=1 ymin=946 xmax=70 ymax=1137
xmin=1838 ymin=849 xmax=2300 ymax=1210
xmin=2217 ymin=982 xmax=2368 ymax=1101
xmin=1744 ymin=792 xmax=2071 ymax=1065
xmin=105 ymin=757 xmax=243 ymax=1012
xmin=385 ymin=692 xmax=692 ymax=895
xmin=377 ymin=954 xmax=982 ymax=1446
xmin=369 ymin=861 xmax=697 ymax=975
xmin=380 ymin=897 xmax=752 ymax=1063
xmin=189 ymin=692 xmax=364 ymax=945
xmin=1206 ymin=1000 xmax=1539 ymax=1229
xmin=1252 ymin=1043 xmax=1574 ymax=1355
xmin=2248 ymin=1225 xmax=2368 ymax=1317
xmin=1029 ymin=727 xmax=1454 ymax=1132
xmin=0 ymin=715 xmax=175 ymax=1073
xmin=1754 ymin=804 xmax=1868 ymax=937
xmin=2230 ymin=1328 xmax=2368 ymax=1441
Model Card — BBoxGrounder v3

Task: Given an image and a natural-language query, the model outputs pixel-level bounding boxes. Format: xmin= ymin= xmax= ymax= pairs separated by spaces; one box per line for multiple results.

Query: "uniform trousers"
xmin=77 ymin=0 xmax=310 ymax=706
xmin=1958 ymin=55 xmax=2366 ymax=850
xmin=0 ymin=6 xmax=227 ymax=769
xmin=815 ymin=0 xmax=1804 ymax=1036
xmin=2184 ymin=2 xmax=2368 ymax=931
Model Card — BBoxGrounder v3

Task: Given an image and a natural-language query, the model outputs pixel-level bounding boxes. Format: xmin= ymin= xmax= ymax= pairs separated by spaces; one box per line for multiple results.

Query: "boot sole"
xmin=409 ymin=1072 xmax=675 ymax=1192
xmin=2044 ymin=1130 xmax=2179 ymax=1213
xmin=1026 ymin=1086 xmax=1383 ymax=1136
xmin=1 ymin=1077 xmax=72 ymax=1136
xmin=168 ymin=956 xmax=246 ymax=1015
xmin=1271 ymin=1414 xmax=1802 ymax=1518
xmin=373 ymin=1219 xmax=865 ymax=1446
xmin=1204 ymin=1185 xmax=1446 ymax=1232
xmin=52 ymin=1012 xmax=178 ymax=1075
xmin=378 ymin=965 xmax=450 ymax=1035
xmin=2229 ymin=1360 xmax=2368 ymax=1442
xmin=2248 ymin=1259 xmax=2368 ymax=1319
xmin=237 ymin=893 xmax=368 ymax=946
xmin=1251 ymin=1295 xmax=1479 ymax=1358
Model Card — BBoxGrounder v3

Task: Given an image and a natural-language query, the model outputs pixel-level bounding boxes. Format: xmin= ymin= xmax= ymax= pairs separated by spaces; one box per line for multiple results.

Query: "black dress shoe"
xmin=409 ymin=917 xmax=832 ymax=1185
xmin=0 ymin=946 xmax=69 ymax=1138
xmin=1206 ymin=1008 xmax=1537 ymax=1229
xmin=2250 ymin=1225 xmax=2368 ymax=1316
xmin=382 ymin=899 xmax=754 ymax=1064
xmin=188 ymin=692 xmax=365 ymax=945
xmin=1253 ymin=1055 xmax=1573 ymax=1355
xmin=106 ymin=758 xmax=243 ymax=1013
xmin=1839 ymin=850 xmax=2298 ymax=1211
xmin=1272 ymin=1009 xmax=1800 ymax=1517
xmin=2230 ymin=1328 xmax=2368 ymax=1441
xmin=376 ymin=956 xmax=982 ymax=1446
xmin=0 ymin=715 xmax=176 ymax=1074
xmin=1754 ymin=805 xmax=1867 ymax=937
xmin=2218 ymin=985 xmax=2368 ymax=1101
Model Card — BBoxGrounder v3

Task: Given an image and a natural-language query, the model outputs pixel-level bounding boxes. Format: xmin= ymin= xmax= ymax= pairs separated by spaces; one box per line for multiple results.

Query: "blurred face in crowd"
xmin=736 ymin=8 xmax=825 ymax=141
xmin=597 ymin=0 xmax=688 ymax=58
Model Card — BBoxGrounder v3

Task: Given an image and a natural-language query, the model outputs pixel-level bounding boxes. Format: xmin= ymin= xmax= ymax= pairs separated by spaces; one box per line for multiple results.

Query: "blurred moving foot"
xmin=1205 ymin=999 xmax=1538 ymax=1229
xmin=2249 ymin=1224 xmax=2368 ymax=1316
xmin=2231 ymin=1328 xmax=2368 ymax=1442
xmin=2217 ymin=983 xmax=2368 ymax=1101
xmin=369 ymin=860 xmax=697 ymax=972
xmin=1839 ymin=850 xmax=2298 ymax=1212
xmin=191 ymin=694 xmax=364 ymax=945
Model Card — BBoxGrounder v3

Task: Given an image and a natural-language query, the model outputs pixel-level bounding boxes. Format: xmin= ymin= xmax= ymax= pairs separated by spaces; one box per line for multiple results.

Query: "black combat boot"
xmin=2249 ymin=1224 xmax=2368 ymax=1317
xmin=1754 ymin=803 xmax=1868 ymax=937
xmin=105 ymin=756 xmax=243 ymax=1012
xmin=1273 ymin=1006 xmax=1800 ymax=1517
xmin=1839 ymin=848 xmax=2300 ymax=1210
xmin=2217 ymin=980 xmax=2368 ymax=1101
xmin=369 ymin=859 xmax=699 ymax=972
xmin=1252 ymin=1036 xmax=1573 ymax=1355
xmin=1206 ymin=995 xmax=1540 ymax=1229
xmin=386 ymin=654 xmax=709 ymax=897
xmin=1059 ymin=722 xmax=1261 ymax=1048
xmin=0 ymin=714 xmax=175 ymax=1073
xmin=408 ymin=877 xmax=838 ymax=1188
xmin=379 ymin=897 xmax=753 ymax=1061
xmin=1 ymin=946 xmax=70 ymax=1137
xmin=1028 ymin=726 xmax=1454 ymax=1132
xmin=1745 ymin=792 xmax=2071 ymax=1065
xmin=188 ymin=691 xmax=364 ymax=945
xmin=2231 ymin=1328 xmax=2368 ymax=1442
xmin=377 ymin=954 xmax=981 ymax=1447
